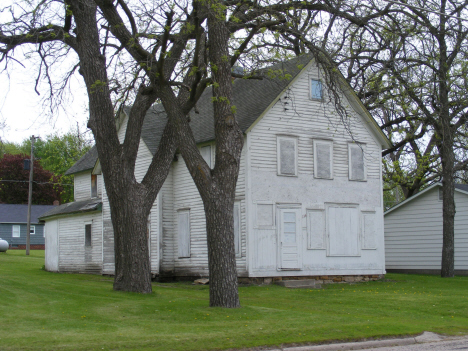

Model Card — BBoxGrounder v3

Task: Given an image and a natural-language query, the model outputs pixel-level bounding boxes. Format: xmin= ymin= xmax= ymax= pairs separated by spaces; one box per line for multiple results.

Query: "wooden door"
xmin=278 ymin=208 xmax=302 ymax=270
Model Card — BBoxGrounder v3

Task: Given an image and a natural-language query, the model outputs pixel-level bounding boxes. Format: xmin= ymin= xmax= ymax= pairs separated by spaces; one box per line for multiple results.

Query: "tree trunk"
xmin=70 ymin=0 xmax=177 ymax=293
xmin=205 ymin=191 xmax=240 ymax=307
xmin=109 ymin=186 xmax=152 ymax=292
xmin=439 ymin=141 xmax=456 ymax=277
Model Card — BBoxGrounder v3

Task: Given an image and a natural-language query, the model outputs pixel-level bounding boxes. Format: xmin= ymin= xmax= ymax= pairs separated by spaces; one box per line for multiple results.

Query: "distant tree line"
xmin=0 ymin=128 xmax=92 ymax=204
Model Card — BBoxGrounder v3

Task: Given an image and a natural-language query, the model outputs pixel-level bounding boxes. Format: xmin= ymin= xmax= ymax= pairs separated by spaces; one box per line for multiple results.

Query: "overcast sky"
xmin=0 ymin=61 xmax=90 ymax=144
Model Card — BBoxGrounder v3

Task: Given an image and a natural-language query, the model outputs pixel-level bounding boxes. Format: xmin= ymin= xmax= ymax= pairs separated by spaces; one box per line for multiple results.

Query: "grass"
xmin=0 ymin=251 xmax=467 ymax=351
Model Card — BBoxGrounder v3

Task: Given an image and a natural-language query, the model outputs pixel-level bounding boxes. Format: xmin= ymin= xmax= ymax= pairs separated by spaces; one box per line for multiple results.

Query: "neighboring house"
xmin=385 ymin=183 xmax=468 ymax=275
xmin=0 ymin=204 xmax=57 ymax=249
xmin=40 ymin=55 xmax=391 ymax=283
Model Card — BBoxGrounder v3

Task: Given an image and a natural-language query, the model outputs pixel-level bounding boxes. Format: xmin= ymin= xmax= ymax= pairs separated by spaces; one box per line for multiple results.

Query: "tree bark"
xmin=438 ymin=137 xmax=456 ymax=278
xmin=69 ymin=0 xmax=177 ymax=293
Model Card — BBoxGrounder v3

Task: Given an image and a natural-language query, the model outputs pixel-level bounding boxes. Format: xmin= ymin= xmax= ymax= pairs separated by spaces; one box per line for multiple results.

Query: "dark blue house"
xmin=0 ymin=204 xmax=57 ymax=249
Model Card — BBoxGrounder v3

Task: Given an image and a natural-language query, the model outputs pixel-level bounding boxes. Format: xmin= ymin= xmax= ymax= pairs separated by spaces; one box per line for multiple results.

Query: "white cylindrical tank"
xmin=0 ymin=238 xmax=8 ymax=252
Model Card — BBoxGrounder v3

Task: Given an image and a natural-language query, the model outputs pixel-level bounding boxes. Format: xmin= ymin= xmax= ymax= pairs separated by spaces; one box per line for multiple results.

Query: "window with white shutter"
xmin=277 ymin=136 xmax=297 ymax=176
xmin=313 ymin=140 xmax=333 ymax=179
xmin=177 ymin=210 xmax=190 ymax=258
xmin=349 ymin=143 xmax=366 ymax=181
xmin=234 ymin=202 xmax=241 ymax=257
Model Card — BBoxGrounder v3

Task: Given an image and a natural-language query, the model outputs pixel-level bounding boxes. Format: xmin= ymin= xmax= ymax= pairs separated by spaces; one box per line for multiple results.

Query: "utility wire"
xmin=0 ymin=180 xmax=73 ymax=186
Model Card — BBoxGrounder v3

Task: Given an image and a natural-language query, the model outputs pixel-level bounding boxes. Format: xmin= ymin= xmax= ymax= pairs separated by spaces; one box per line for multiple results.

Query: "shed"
xmin=384 ymin=183 xmax=468 ymax=274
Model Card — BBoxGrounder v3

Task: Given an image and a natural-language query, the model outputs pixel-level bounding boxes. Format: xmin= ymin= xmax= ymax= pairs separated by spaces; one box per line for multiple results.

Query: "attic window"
xmin=91 ymin=174 xmax=97 ymax=198
xmin=277 ymin=136 xmax=297 ymax=176
xmin=349 ymin=143 xmax=366 ymax=181
xmin=314 ymin=140 xmax=333 ymax=179
xmin=310 ymin=79 xmax=322 ymax=100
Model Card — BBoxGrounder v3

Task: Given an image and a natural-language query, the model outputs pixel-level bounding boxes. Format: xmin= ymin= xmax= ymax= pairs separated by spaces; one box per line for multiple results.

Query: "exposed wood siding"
xmin=385 ymin=187 xmax=468 ymax=270
xmin=247 ymin=63 xmax=385 ymax=277
xmin=168 ymin=141 xmax=248 ymax=277
xmin=160 ymin=167 xmax=175 ymax=274
xmin=56 ymin=212 xmax=103 ymax=274
xmin=74 ymin=171 xmax=91 ymax=201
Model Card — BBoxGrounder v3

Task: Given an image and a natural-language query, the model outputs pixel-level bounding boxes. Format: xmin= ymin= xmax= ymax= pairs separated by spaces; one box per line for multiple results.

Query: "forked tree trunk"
xmin=70 ymin=0 xmax=176 ymax=293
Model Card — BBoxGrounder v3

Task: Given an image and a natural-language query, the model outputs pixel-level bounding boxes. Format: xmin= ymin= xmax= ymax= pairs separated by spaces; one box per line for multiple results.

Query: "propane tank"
xmin=0 ymin=238 xmax=8 ymax=252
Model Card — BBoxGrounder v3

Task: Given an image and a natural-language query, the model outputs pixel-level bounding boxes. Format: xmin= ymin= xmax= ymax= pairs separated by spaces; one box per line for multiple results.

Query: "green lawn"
xmin=1 ymin=250 xmax=467 ymax=351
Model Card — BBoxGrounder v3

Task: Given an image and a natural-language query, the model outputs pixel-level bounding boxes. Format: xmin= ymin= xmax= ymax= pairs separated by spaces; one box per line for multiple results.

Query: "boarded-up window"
xmin=307 ymin=209 xmax=325 ymax=249
xmin=234 ymin=202 xmax=241 ymax=257
xmin=12 ymin=225 xmax=20 ymax=238
xmin=310 ymin=79 xmax=323 ymax=100
xmin=314 ymin=140 xmax=333 ymax=179
xmin=85 ymin=223 xmax=92 ymax=247
xmin=257 ymin=203 xmax=274 ymax=227
xmin=91 ymin=174 xmax=98 ymax=198
xmin=327 ymin=204 xmax=360 ymax=256
xmin=177 ymin=210 xmax=190 ymax=258
xmin=200 ymin=145 xmax=212 ymax=168
xmin=349 ymin=144 xmax=366 ymax=181
xmin=361 ymin=211 xmax=376 ymax=249
xmin=277 ymin=136 xmax=297 ymax=176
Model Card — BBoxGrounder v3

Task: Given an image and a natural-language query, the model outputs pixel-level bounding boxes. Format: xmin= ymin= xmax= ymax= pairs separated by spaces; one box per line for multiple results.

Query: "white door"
xmin=278 ymin=208 xmax=302 ymax=270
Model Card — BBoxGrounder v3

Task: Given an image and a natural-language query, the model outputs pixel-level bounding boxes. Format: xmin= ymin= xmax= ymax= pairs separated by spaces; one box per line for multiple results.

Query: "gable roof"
xmin=0 ymin=204 xmax=57 ymax=224
xmin=66 ymin=55 xmax=389 ymax=174
xmin=65 ymin=146 xmax=98 ymax=175
xmin=384 ymin=182 xmax=468 ymax=215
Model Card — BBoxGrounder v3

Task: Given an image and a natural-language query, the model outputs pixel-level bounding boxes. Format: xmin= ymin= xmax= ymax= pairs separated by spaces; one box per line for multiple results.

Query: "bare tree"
xmin=326 ymin=0 xmax=468 ymax=277
xmin=0 ymin=0 xmax=392 ymax=306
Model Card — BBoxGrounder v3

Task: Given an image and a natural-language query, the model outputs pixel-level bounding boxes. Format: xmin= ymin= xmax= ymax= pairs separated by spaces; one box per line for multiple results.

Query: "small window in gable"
xmin=85 ymin=223 xmax=92 ymax=247
xmin=349 ymin=143 xmax=366 ymax=181
xmin=310 ymin=79 xmax=323 ymax=100
xmin=12 ymin=225 xmax=20 ymax=238
xmin=277 ymin=136 xmax=297 ymax=176
xmin=177 ymin=210 xmax=191 ymax=258
xmin=314 ymin=140 xmax=333 ymax=179
xmin=200 ymin=145 xmax=212 ymax=168
xmin=91 ymin=174 xmax=98 ymax=198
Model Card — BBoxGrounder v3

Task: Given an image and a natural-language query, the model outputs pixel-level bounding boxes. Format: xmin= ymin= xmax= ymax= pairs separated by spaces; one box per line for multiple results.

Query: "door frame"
xmin=276 ymin=204 xmax=302 ymax=270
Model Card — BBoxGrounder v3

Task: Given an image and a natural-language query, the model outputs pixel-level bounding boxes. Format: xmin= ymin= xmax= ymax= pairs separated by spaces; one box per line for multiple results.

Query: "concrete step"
xmin=275 ymin=279 xmax=322 ymax=289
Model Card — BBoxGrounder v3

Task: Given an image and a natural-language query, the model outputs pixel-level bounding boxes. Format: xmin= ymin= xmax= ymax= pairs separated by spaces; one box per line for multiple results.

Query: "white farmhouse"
xmin=385 ymin=182 xmax=468 ymax=275
xmin=41 ymin=56 xmax=391 ymax=283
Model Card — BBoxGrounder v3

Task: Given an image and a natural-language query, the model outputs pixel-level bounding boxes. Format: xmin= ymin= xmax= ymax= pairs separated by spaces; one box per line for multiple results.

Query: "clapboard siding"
xmin=57 ymin=211 xmax=103 ymax=274
xmin=160 ymin=167 xmax=175 ymax=273
xmin=385 ymin=186 xmax=468 ymax=271
xmin=0 ymin=223 xmax=46 ymax=246
xmin=247 ymin=62 xmax=386 ymax=277
xmin=169 ymin=141 xmax=248 ymax=276
xmin=74 ymin=171 xmax=91 ymax=201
